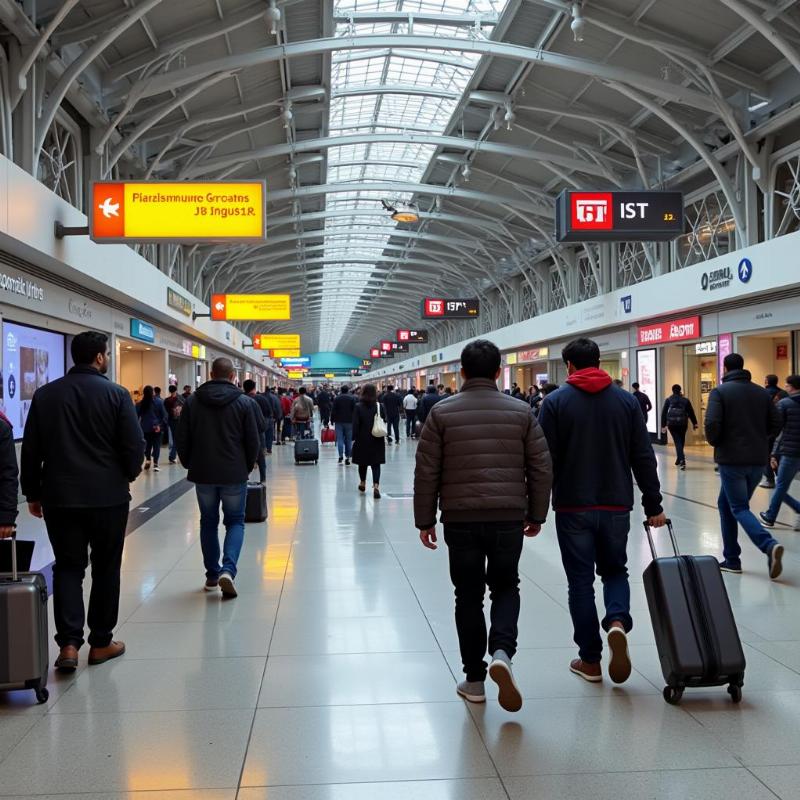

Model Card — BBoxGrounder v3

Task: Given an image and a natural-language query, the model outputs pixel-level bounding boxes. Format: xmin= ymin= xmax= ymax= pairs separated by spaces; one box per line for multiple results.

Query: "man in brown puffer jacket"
xmin=414 ymin=339 xmax=552 ymax=713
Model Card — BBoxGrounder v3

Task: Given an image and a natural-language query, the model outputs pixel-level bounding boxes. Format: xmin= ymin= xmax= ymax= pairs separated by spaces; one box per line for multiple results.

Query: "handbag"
xmin=371 ymin=403 xmax=388 ymax=438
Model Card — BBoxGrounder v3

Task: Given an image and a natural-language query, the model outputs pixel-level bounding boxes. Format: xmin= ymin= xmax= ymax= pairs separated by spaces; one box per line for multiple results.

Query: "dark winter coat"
xmin=704 ymin=369 xmax=783 ymax=465
xmin=633 ymin=389 xmax=653 ymax=419
xmin=136 ymin=396 xmax=168 ymax=433
xmin=316 ymin=390 xmax=332 ymax=412
xmin=21 ymin=366 xmax=145 ymax=507
xmin=773 ymin=394 xmax=800 ymax=458
xmin=177 ymin=380 xmax=260 ymax=484
xmin=352 ymin=401 xmax=387 ymax=466
xmin=660 ymin=394 xmax=698 ymax=430
xmin=0 ymin=415 xmax=18 ymax=526
xmin=416 ymin=386 xmax=442 ymax=424
xmin=381 ymin=390 xmax=403 ymax=419
xmin=538 ymin=368 xmax=663 ymax=518
xmin=414 ymin=378 xmax=552 ymax=528
xmin=331 ymin=391 xmax=357 ymax=424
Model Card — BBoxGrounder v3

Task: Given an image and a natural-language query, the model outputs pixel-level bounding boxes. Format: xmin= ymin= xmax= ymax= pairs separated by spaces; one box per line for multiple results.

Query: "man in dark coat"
xmin=705 ymin=353 xmax=784 ymax=579
xmin=21 ymin=331 xmax=144 ymax=671
xmin=416 ymin=384 xmax=442 ymax=426
xmin=660 ymin=384 xmax=699 ymax=470
xmin=316 ymin=385 xmax=333 ymax=428
xmin=381 ymin=385 xmax=403 ymax=444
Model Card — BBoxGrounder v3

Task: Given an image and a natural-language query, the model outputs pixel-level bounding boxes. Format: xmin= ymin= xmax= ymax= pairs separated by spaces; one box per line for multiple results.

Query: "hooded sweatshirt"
xmin=176 ymin=379 xmax=260 ymax=484
xmin=538 ymin=368 xmax=663 ymax=517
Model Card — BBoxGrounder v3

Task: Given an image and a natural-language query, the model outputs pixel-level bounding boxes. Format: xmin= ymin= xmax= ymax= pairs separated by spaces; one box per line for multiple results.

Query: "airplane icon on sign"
xmin=215 ymin=301 xmax=225 ymax=312
xmin=98 ymin=198 xmax=120 ymax=218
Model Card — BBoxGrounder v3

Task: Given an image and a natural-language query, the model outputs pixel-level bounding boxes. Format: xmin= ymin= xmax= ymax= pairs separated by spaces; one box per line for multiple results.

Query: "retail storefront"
xmin=504 ymin=347 xmax=550 ymax=392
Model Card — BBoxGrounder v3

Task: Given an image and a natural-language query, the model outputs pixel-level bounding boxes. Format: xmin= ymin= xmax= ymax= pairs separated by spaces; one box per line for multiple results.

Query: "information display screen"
xmin=422 ymin=298 xmax=480 ymax=319
xmin=397 ymin=329 xmax=429 ymax=343
xmin=636 ymin=348 xmax=659 ymax=435
xmin=2 ymin=321 xmax=66 ymax=439
xmin=391 ymin=342 xmax=409 ymax=354
xmin=555 ymin=191 xmax=684 ymax=242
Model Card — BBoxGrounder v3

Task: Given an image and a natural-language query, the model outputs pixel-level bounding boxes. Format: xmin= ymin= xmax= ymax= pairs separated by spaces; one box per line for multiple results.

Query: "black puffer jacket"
xmin=177 ymin=380 xmax=260 ymax=484
xmin=0 ymin=415 xmax=18 ymax=526
xmin=381 ymin=390 xmax=403 ymax=419
xmin=416 ymin=386 xmax=442 ymax=424
xmin=414 ymin=378 xmax=552 ymax=528
xmin=774 ymin=394 xmax=800 ymax=458
xmin=331 ymin=391 xmax=357 ymax=424
xmin=705 ymin=369 xmax=783 ymax=465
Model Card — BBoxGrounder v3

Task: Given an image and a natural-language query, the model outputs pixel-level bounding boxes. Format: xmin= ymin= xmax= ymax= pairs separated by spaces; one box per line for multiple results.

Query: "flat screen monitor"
xmin=2 ymin=321 xmax=66 ymax=439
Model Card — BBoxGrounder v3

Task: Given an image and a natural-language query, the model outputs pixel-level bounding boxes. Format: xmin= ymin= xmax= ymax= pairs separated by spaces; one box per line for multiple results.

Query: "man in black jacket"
xmin=631 ymin=382 xmax=652 ymax=422
xmin=316 ymin=385 xmax=333 ymax=429
xmin=761 ymin=374 xmax=789 ymax=488
xmin=416 ymin=384 xmax=442 ymax=427
xmin=761 ymin=375 xmax=800 ymax=530
xmin=21 ymin=331 xmax=144 ymax=671
xmin=381 ymin=385 xmax=403 ymax=444
xmin=660 ymin=385 xmax=699 ymax=470
xmin=331 ymin=385 xmax=357 ymax=464
xmin=705 ymin=353 xmax=784 ymax=579
xmin=178 ymin=358 xmax=259 ymax=597
xmin=244 ymin=379 xmax=271 ymax=481
xmin=0 ymin=411 xmax=18 ymax=539
xmin=539 ymin=338 xmax=665 ymax=685
xmin=267 ymin=387 xmax=283 ymax=446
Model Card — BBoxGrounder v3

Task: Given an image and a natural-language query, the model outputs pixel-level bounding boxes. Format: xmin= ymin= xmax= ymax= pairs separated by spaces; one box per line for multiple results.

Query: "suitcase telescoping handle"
xmin=8 ymin=527 xmax=19 ymax=582
xmin=643 ymin=518 xmax=679 ymax=561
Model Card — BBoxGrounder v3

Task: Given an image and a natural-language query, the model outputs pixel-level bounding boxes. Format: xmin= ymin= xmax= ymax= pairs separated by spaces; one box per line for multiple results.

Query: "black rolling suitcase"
xmin=294 ymin=430 xmax=319 ymax=465
xmin=0 ymin=533 xmax=50 ymax=704
xmin=245 ymin=482 xmax=267 ymax=522
xmin=643 ymin=520 xmax=745 ymax=705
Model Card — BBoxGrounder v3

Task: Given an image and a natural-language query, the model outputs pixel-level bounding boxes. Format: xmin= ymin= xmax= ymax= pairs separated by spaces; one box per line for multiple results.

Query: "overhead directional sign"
xmin=422 ymin=298 xmax=480 ymax=319
xmin=398 ymin=329 xmax=428 ymax=343
xmin=380 ymin=340 xmax=393 ymax=352
xmin=254 ymin=334 xmax=301 ymax=350
xmin=287 ymin=370 xmax=306 ymax=380
xmin=279 ymin=357 xmax=311 ymax=367
xmin=370 ymin=348 xmax=381 ymax=359
xmin=90 ymin=181 xmax=266 ymax=243
xmin=211 ymin=294 xmax=290 ymax=321
xmin=270 ymin=349 xmax=301 ymax=359
xmin=391 ymin=342 xmax=409 ymax=354
xmin=555 ymin=190 xmax=684 ymax=242
xmin=362 ymin=359 xmax=373 ymax=367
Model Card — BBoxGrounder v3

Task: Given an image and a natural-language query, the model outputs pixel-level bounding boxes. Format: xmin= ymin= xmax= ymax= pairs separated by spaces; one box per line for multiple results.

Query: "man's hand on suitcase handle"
xmin=0 ymin=525 xmax=14 ymax=539
xmin=647 ymin=512 xmax=667 ymax=529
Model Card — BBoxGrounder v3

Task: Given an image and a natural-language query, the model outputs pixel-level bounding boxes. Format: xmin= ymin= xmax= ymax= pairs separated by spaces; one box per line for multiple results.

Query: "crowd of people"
xmin=0 ymin=329 xmax=797 ymax=713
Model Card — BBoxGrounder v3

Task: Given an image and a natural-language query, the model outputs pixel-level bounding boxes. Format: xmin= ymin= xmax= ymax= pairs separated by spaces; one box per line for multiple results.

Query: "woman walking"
xmin=137 ymin=385 xmax=168 ymax=472
xmin=352 ymin=384 xmax=386 ymax=498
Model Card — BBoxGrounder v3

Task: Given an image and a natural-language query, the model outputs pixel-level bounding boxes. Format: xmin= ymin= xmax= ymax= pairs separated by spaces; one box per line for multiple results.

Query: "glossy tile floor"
xmin=2 ymin=433 xmax=800 ymax=798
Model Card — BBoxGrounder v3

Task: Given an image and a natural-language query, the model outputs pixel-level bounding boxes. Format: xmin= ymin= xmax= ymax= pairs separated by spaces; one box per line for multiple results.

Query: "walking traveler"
xmin=182 ymin=385 xmax=192 ymax=401
xmin=316 ymin=385 xmax=333 ymax=429
xmin=331 ymin=384 xmax=356 ymax=464
xmin=631 ymin=382 xmax=653 ymax=421
xmin=136 ymin=385 xmax=168 ymax=472
xmin=177 ymin=358 xmax=260 ymax=598
xmin=705 ymin=353 xmax=784 ymax=579
xmin=279 ymin=389 xmax=293 ymax=442
xmin=267 ymin=387 xmax=282 ymax=448
xmin=416 ymin=383 xmax=443 ymax=426
xmin=403 ymin=389 xmax=418 ymax=439
xmin=352 ymin=384 xmax=386 ymax=498
xmin=0 ymin=409 xmax=18 ymax=538
xmin=20 ymin=331 xmax=144 ymax=670
xmin=761 ymin=374 xmax=789 ymax=488
xmin=760 ymin=375 xmax=800 ymax=530
xmin=538 ymin=338 xmax=665 ymax=685
xmin=415 ymin=340 xmax=552 ymax=712
xmin=290 ymin=386 xmax=315 ymax=438
xmin=244 ymin=380 xmax=271 ymax=483
xmin=164 ymin=385 xmax=185 ymax=464
xmin=660 ymin=385 xmax=698 ymax=470
xmin=382 ymin=385 xmax=402 ymax=444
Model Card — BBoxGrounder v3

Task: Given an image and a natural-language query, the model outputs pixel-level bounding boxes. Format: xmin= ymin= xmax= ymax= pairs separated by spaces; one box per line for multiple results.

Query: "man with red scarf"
xmin=538 ymin=338 xmax=665 ymax=685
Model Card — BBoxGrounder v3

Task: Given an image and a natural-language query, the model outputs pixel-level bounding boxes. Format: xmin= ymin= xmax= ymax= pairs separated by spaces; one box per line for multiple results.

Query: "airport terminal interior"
xmin=0 ymin=0 xmax=800 ymax=797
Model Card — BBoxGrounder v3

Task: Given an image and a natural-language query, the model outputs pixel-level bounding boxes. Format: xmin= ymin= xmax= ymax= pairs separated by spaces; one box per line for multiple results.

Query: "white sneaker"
xmin=153 ymin=465 xmax=160 ymax=472
xmin=218 ymin=573 xmax=237 ymax=597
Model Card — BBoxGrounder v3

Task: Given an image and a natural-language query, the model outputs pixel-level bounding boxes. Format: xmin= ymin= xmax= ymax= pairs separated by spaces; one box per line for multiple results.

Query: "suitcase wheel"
xmin=314 ymin=460 xmax=318 ymax=465
xmin=295 ymin=459 xmax=300 ymax=465
xmin=35 ymin=687 xmax=49 ymax=704
xmin=728 ymin=684 xmax=743 ymax=703
xmin=663 ymin=686 xmax=684 ymax=705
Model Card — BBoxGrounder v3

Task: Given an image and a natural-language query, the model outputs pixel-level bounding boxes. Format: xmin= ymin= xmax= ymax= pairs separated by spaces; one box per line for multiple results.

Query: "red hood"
xmin=566 ymin=368 xmax=613 ymax=394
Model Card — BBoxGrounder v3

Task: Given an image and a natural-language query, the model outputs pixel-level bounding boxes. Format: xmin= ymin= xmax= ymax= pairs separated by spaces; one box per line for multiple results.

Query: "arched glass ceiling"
xmin=318 ymin=0 xmax=508 ymax=352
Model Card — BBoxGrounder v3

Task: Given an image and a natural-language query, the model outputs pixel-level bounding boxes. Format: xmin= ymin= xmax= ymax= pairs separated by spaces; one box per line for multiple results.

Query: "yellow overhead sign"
xmin=257 ymin=334 xmax=301 ymax=350
xmin=271 ymin=349 xmax=301 ymax=358
xmin=287 ymin=370 xmax=306 ymax=380
xmin=91 ymin=181 xmax=266 ymax=243
xmin=212 ymin=293 xmax=290 ymax=321
xmin=324 ymin=373 xmax=335 ymax=379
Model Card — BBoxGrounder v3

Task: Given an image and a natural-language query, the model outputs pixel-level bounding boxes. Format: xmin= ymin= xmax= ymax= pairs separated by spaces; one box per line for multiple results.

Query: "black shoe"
xmin=675 ymin=459 xmax=681 ymax=466
xmin=769 ymin=543 xmax=784 ymax=580
xmin=719 ymin=560 xmax=743 ymax=574
xmin=759 ymin=512 xmax=775 ymax=528
xmin=338 ymin=457 xmax=343 ymax=464
xmin=680 ymin=462 xmax=686 ymax=471
xmin=345 ymin=459 xmax=351 ymax=466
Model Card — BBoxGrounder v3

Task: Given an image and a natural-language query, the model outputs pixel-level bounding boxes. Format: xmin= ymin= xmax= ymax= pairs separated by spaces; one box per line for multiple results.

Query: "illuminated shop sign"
xmin=422 ymin=298 xmax=480 ymax=319
xmin=637 ymin=316 xmax=701 ymax=346
xmin=556 ymin=191 xmax=684 ymax=242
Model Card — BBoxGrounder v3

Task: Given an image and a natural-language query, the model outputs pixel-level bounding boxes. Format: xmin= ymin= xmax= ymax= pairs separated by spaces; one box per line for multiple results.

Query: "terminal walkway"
xmin=0 ymin=441 xmax=799 ymax=798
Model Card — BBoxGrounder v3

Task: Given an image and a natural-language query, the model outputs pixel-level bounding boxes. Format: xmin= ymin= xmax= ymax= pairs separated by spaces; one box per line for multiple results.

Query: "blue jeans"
xmin=556 ymin=510 xmax=632 ymax=664
xmin=336 ymin=422 xmax=353 ymax=458
xmin=195 ymin=483 xmax=247 ymax=580
xmin=718 ymin=464 xmax=778 ymax=563
xmin=405 ymin=411 xmax=416 ymax=438
xmin=168 ymin=419 xmax=179 ymax=462
xmin=765 ymin=456 xmax=800 ymax=522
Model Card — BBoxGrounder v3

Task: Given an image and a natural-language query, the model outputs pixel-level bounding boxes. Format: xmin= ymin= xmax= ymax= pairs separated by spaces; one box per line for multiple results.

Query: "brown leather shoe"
xmin=570 ymin=658 xmax=602 ymax=683
xmin=88 ymin=641 xmax=126 ymax=666
xmin=54 ymin=645 xmax=79 ymax=672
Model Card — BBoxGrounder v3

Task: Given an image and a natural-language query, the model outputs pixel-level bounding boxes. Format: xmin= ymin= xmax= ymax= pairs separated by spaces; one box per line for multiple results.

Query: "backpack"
xmin=293 ymin=397 xmax=311 ymax=421
xmin=666 ymin=398 xmax=687 ymax=427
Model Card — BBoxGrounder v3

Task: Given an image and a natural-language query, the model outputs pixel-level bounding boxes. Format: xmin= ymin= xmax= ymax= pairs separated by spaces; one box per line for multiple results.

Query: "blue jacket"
xmin=137 ymin=396 xmax=168 ymax=433
xmin=774 ymin=394 xmax=800 ymax=458
xmin=538 ymin=368 xmax=663 ymax=518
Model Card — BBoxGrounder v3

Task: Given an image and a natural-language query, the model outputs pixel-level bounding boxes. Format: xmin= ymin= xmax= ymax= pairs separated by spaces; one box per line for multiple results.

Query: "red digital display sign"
xmin=637 ymin=316 xmax=701 ymax=346
xmin=422 ymin=298 xmax=479 ymax=319
xmin=397 ymin=329 xmax=428 ymax=343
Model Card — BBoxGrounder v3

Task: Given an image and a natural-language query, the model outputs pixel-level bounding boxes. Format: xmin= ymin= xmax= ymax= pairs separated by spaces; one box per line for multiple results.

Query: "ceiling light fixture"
xmin=504 ymin=103 xmax=516 ymax=131
xmin=281 ymin=102 xmax=293 ymax=128
xmin=381 ymin=199 xmax=419 ymax=224
xmin=266 ymin=0 xmax=281 ymax=36
xmin=570 ymin=2 xmax=585 ymax=43
xmin=461 ymin=162 xmax=471 ymax=181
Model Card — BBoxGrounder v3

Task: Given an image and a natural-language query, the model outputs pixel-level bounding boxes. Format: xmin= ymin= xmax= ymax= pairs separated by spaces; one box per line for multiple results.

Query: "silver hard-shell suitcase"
xmin=0 ymin=533 xmax=49 ymax=704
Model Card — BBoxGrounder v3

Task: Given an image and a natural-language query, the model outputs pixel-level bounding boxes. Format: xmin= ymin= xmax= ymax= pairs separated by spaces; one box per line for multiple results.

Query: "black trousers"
xmin=358 ymin=464 xmax=381 ymax=484
xmin=669 ymin=425 xmax=687 ymax=464
xmin=444 ymin=521 xmax=524 ymax=682
xmin=43 ymin=504 xmax=129 ymax=649
xmin=386 ymin=416 xmax=400 ymax=442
